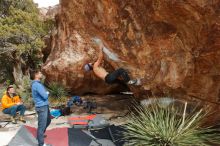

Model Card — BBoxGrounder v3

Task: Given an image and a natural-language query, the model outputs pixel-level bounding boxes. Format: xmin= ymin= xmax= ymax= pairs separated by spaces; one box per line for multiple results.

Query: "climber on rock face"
xmin=84 ymin=41 xmax=140 ymax=85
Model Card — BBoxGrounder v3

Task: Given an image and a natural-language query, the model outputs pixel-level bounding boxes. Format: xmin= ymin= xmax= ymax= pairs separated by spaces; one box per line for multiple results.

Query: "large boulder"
xmin=43 ymin=0 xmax=220 ymax=122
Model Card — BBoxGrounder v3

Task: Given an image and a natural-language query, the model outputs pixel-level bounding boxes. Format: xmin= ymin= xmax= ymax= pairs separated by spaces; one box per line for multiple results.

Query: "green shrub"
xmin=11 ymin=76 xmax=34 ymax=109
xmin=123 ymin=101 xmax=220 ymax=146
xmin=48 ymin=82 xmax=67 ymax=98
xmin=5 ymin=80 xmax=11 ymax=86
xmin=16 ymin=75 xmax=32 ymax=102
xmin=0 ymin=86 xmax=6 ymax=99
xmin=48 ymin=82 xmax=68 ymax=107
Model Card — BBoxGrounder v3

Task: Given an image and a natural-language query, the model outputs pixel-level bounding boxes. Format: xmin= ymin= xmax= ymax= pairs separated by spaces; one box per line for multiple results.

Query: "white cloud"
xmin=33 ymin=0 xmax=59 ymax=8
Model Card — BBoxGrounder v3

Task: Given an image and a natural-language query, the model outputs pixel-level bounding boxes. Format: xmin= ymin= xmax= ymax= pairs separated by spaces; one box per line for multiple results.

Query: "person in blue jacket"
xmin=31 ymin=70 xmax=51 ymax=146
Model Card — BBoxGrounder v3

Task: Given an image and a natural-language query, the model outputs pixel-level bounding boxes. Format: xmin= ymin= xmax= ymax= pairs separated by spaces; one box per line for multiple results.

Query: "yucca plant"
xmin=48 ymin=82 xmax=68 ymax=106
xmin=48 ymin=82 xmax=67 ymax=98
xmin=123 ymin=101 xmax=220 ymax=146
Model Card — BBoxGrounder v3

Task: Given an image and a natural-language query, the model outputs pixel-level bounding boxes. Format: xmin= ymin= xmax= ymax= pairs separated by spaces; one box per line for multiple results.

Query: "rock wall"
xmin=43 ymin=0 xmax=220 ymax=120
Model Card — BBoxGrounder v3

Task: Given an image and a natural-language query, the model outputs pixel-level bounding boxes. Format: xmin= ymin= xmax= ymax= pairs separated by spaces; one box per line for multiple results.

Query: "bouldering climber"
xmin=84 ymin=41 xmax=140 ymax=85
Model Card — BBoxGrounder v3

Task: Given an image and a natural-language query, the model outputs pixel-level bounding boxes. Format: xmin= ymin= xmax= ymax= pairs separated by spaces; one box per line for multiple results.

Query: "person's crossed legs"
xmin=3 ymin=105 xmax=19 ymax=117
xmin=3 ymin=105 xmax=26 ymax=123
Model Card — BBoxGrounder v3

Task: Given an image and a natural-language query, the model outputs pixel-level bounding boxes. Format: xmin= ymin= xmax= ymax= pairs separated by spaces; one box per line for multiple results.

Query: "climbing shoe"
xmin=19 ymin=116 xmax=26 ymax=123
xmin=127 ymin=79 xmax=141 ymax=85
xmin=127 ymin=79 xmax=137 ymax=85
xmin=11 ymin=116 xmax=17 ymax=124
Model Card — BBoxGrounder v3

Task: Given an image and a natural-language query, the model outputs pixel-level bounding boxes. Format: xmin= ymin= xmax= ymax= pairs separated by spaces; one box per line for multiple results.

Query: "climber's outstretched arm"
xmin=94 ymin=44 xmax=104 ymax=68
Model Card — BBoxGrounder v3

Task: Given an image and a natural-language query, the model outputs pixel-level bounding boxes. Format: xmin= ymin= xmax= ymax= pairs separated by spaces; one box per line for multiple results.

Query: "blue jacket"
xmin=31 ymin=80 xmax=49 ymax=107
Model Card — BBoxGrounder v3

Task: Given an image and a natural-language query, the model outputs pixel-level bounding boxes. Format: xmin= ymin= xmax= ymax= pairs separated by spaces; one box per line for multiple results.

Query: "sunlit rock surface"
xmin=43 ymin=0 xmax=220 ymax=123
